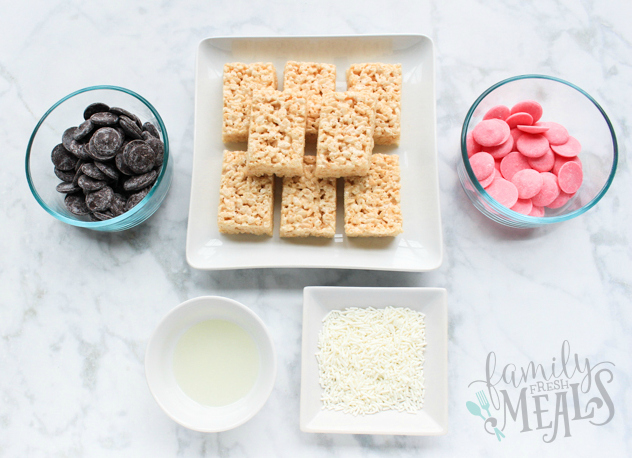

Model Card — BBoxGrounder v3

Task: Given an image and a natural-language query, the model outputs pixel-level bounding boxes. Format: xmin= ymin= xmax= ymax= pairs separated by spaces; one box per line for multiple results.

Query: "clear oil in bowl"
xmin=172 ymin=319 xmax=260 ymax=406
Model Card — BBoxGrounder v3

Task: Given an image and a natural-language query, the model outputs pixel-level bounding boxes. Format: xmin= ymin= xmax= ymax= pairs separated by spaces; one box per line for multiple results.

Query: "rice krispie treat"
xmin=222 ymin=63 xmax=278 ymax=143
xmin=280 ymin=156 xmax=336 ymax=238
xmin=315 ymin=91 xmax=376 ymax=178
xmin=246 ymin=88 xmax=307 ymax=177
xmin=283 ymin=62 xmax=336 ymax=142
xmin=346 ymin=63 xmax=402 ymax=145
xmin=217 ymin=150 xmax=274 ymax=236
xmin=344 ymin=153 xmax=402 ymax=237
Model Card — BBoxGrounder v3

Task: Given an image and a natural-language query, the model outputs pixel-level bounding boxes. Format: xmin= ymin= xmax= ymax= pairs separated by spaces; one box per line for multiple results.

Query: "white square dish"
xmin=186 ymin=35 xmax=442 ymax=271
xmin=300 ymin=287 xmax=448 ymax=435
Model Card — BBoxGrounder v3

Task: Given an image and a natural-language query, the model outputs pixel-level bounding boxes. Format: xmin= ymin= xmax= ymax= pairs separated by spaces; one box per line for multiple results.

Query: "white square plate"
xmin=186 ymin=35 xmax=442 ymax=271
xmin=300 ymin=287 xmax=448 ymax=435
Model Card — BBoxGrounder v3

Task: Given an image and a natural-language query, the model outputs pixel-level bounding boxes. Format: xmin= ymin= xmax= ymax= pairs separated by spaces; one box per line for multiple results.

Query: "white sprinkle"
xmin=316 ymin=306 xmax=426 ymax=415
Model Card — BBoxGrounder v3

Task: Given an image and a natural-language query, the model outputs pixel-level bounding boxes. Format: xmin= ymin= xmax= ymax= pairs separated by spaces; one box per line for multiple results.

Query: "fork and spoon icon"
xmin=466 ymin=390 xmax=506 ymax=442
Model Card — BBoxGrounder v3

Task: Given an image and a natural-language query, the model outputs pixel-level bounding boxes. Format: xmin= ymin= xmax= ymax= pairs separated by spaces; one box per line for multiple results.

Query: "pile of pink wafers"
xmin=466 ymin=100 xmax=582 ymax=216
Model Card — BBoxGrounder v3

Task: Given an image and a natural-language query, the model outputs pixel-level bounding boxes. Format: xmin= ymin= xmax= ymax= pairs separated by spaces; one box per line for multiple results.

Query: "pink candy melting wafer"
xmin=483 ymin=105 xmax=511 ymax=121
xmin=509 ymin=128 xmax=522 ymax=150
xmin=531 ymin=172 xmax=560 ymax=207
xmin=517 ymin=124 xmax=549 ymax=134
xmin=511 ymin=168 xmax=544 ymax=199
xmin=479 ymin=168 xmax=496 ymax=188
xmin=500 ymin=151 xmax=531 ymax=181
xmin=506 ymin=112 xmax=533 ymax=129
xmin=472 ymin=119 xmax=511 ymax=147
xmin=486 ymin=176 xmax=519 ymax=208
xmin=466 ymin=132 xmax=482 ymax=158
xmin=470 ymin=152 xmax=495 ymax=181
xmin=510 ymin=198 xmax=534 ymax=215
xmin=528 ymin=147 xmax=555 ymax=172
xmin=557 ymin=161 xmax=583 ymax=194
xmin=552 ymin=155 xmax=582 ymax=175
xmin=467 ymin=98 xmax=584 ymax=214
xmin=511 ymin=100 xmax=543 ymax=123
xmin=516 ymin=133 xmax=549 ymax=158
xmin=550 ymin=136 xmax=581 ymax=158
xmin=487 ymin=134 xmax=514 ymax=159
xmin=547 ymin=191 xmax=573 ymax=209
xmin=539 ymin=122 xmax=569 ymax=145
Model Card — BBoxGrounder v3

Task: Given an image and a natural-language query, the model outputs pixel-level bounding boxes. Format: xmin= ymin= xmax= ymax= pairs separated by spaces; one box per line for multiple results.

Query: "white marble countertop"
xmin=2 ymin=0 xmax=631 ymax=456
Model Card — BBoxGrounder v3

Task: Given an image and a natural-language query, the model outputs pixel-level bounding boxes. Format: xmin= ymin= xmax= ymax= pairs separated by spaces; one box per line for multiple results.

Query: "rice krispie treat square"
xmin=280 ymin=155 xmax=336 ymax=238
xmin=283 ymin=62 xmax=336 ymax=142
xmin=217 ymin=150 xmax=274 ymax=236
xmin=246 ymin=88 xmax=307 ymax=177
xmin=346 ymin=63 xmax=402 ymax=145
xmin=222 ymin=63 xmax=278 ymax=143
xmin=315 ymin=91 xmax=376 ymax=178
xmin=344 ymin=153 xmax=402 ymax=237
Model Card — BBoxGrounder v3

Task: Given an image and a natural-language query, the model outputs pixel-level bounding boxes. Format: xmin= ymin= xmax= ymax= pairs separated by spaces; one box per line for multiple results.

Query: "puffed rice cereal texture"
xmin=217 ymin=150 xmax=274 ymax=236
xmin=344 ymin=153 xmax=403 ymax=237
xmin=280 ymin=155 xmax=336 ymax=238
xmin=222 ymin=62 xmax=278 ymax=143
xmin=315 ymin=91 xmax=376 ymax=178
xmin=247 ymin=88 xmax=307 ymax=177
xmin=283 ymin=61 xmax=336 ymax=142
xmin=346 ymin=63 xmax=402 ymax=145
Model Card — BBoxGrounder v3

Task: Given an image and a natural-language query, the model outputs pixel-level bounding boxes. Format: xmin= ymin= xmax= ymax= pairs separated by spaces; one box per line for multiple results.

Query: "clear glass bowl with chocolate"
xmin=26 ymin=86 xmax=172 ymax=231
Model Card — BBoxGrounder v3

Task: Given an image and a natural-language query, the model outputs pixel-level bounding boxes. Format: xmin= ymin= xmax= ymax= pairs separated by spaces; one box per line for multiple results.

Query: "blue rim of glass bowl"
xmin=25 ymin=85 xmax=169 ymax=228
xmin=460 ymin=74 xmax=618 ymax=225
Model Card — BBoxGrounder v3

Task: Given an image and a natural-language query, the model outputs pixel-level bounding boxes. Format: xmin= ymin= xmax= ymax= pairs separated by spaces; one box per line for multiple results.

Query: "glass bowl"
xmin=458 ymin=75 xmax=617 ymax=228
xmin=26 ymin=85 xmax=173 ymax=232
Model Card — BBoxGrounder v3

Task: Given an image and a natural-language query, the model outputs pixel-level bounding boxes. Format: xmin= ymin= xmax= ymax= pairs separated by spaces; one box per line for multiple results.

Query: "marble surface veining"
xmin=1 ymin=0 xmax=631 ymax=456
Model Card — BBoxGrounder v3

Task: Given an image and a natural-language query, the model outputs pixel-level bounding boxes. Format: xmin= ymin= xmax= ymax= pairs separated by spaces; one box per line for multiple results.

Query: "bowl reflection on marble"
xmin=145 ymin=296 xmax=277 ymax=433
xmin=26 ymin=85 xmax=173 ymax=232
xmin=458 ymin=75 xmax=617 ymax=228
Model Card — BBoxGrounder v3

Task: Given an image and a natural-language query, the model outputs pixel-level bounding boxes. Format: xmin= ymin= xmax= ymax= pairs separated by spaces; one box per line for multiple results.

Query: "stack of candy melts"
xmin=466 ymin=100 xmax=583 ymax=216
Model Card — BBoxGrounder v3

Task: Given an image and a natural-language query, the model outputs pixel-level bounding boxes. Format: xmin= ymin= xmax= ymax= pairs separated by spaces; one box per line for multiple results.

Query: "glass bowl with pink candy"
xmin=458 ymin=74 xmax=617 ymax=228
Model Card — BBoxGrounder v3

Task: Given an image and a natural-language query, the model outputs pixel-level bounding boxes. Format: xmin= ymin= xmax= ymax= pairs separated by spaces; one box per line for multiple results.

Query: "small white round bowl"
xmin=145 ymin=296 xmax=276 ymax=432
